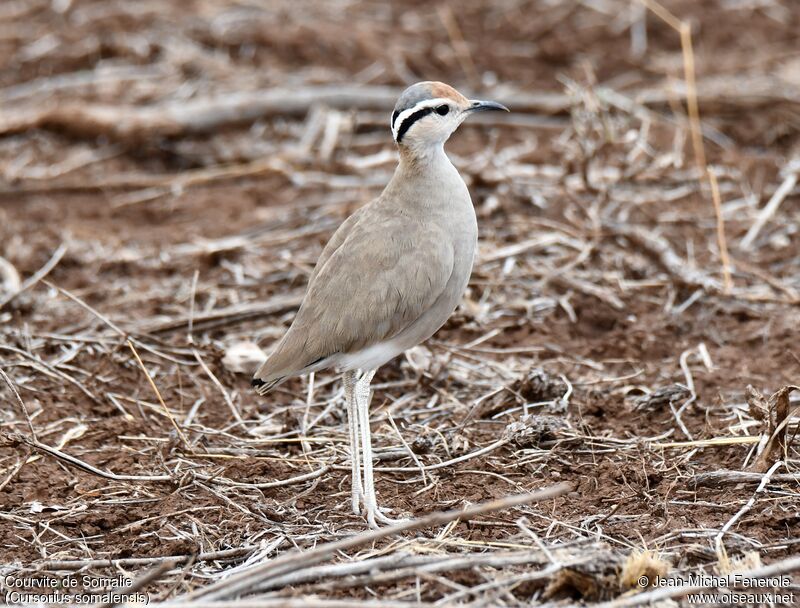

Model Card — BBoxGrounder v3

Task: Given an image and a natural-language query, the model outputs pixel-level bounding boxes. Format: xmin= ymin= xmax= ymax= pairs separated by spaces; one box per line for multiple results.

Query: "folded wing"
xmin=254 ymin=212 xmax=454 ymax=388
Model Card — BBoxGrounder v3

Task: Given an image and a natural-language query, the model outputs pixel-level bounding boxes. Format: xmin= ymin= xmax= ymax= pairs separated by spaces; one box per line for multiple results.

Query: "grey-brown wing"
xmin=288 ymin=217 xmax=455 ymax=359
xmin=308 ymin=205 xmax=367 ymax=285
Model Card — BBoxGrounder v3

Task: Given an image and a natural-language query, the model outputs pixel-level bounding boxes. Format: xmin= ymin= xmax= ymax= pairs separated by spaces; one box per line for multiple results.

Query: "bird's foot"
xmin=365 ymin=505 xmax=409 ymax=528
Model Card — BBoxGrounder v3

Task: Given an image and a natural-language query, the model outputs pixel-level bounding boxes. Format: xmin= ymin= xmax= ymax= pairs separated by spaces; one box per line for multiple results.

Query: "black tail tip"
xmin=252 ymin=376 xmax=278 ymax=396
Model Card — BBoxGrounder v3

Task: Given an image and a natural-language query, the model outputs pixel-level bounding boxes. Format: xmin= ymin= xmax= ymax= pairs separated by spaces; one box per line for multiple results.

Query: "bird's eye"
xmin=436 ymin=105 xmax=450 ymax=116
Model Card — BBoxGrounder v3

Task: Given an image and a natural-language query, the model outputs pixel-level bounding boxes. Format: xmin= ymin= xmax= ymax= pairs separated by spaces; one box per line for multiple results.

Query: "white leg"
xmin=355 ymin=369 xmax=404 ymax=527
xmin=355 ymin=369 xmax=378 ymax=527
xmin=343 ymin=370 xmax=362 ymax=515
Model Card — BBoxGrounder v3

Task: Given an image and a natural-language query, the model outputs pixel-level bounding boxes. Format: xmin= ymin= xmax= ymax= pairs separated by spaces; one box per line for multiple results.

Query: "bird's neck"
xmin=385 ymin=143 xmax=470 ymax=214
xmin=398 ymin=140 xmax=450 ymax=166
xmin=396 ymin=142 xmax=454 ymax=176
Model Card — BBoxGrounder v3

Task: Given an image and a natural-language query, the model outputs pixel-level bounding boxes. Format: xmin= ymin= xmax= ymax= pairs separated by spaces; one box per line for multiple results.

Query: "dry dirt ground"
xmin=0 ymin=0 xmax=799 ymax=606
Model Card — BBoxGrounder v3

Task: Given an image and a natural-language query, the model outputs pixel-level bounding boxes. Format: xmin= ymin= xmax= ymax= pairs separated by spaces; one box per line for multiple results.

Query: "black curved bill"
xmin=466 ymin=99 xmax=510 ymax=113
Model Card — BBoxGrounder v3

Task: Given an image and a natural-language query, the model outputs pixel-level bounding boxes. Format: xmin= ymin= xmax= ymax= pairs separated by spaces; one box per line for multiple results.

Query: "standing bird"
xmin=253 ymin=81 xmax=508 ymax=527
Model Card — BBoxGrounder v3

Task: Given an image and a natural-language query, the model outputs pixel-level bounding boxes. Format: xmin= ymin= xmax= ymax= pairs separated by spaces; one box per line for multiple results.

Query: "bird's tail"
xmin=251 ymin=374 xmax=286 ymax=396
xmin=252 ymin=329 xmax=331 ymax=396
xmin=252 ymin=351 xmax=330 ymax=396
xmin=251 ymin=334 xmax=297 ymax=396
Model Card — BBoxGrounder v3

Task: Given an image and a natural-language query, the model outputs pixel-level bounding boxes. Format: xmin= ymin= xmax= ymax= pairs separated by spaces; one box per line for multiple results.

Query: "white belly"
xmin=336 ymin=339 xmax=407 ymax=371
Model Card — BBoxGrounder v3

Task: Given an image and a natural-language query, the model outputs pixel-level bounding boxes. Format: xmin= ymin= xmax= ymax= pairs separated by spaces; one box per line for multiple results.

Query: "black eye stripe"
xmin=395 ymin=106 xmax=434 ymax=143
xmin=391 ymin=110 xmax=400 ymax=128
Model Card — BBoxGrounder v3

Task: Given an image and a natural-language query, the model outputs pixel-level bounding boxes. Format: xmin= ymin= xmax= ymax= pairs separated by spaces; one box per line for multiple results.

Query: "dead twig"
xmin=753 ymin=385 xmax=800 ymax=471
xmin=195 ymin=465 xmax=330 ymax=489
xmin=740 ymin=162 xmax=800 ymax=249
xmin=437 ymin=4 xmax=480 ymax=87
xmin=714 ymin=460 xmax=784 ymax=562
xmin=693 ymin=469 xmax=800 ymax=487
xmin=33 ymin=546 xmax=258 ymax=571
xmin=707 ymin=168 xmax=732 ymax=293
xmin=3 ymin=432 xmax=171 ymax=482
xmin=128 ymin=339 xmax=192 ymax=451
xmin=0 ymin=243 xmax=66 ymax=310
xmin=183 ymin=483 xmax=571 ymax=601
xmin=607 ymin=223 xmax=722 ymax=292
xmin=3 ymin=79 xmax=792 ymax=142
xmin=138 ymin=295 xmax=304 ymax=335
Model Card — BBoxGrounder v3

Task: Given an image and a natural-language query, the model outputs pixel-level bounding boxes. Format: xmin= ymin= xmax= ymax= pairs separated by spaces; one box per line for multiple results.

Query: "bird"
xmin=252 ymin=81 xmax=508 ymax=527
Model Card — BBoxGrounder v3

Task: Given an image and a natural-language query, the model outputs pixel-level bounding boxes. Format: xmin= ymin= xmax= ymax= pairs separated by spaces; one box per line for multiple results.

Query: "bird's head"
xmin=391 ymin=81 xmax=508 ymax=158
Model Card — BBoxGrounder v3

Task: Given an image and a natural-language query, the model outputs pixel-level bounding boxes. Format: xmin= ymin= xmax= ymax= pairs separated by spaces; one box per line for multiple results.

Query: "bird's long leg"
xmin=355 ymin=369 xmax=379 ymax=528
xmin=355 ymin=368 xmax=405 ymax=527
xmin=343 ymin=370 xmax=363 ymax=515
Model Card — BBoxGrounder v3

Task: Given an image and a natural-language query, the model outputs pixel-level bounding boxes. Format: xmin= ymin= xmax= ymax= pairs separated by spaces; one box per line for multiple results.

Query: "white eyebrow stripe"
xmin=391 ymin=97 xmax=453 ymax=140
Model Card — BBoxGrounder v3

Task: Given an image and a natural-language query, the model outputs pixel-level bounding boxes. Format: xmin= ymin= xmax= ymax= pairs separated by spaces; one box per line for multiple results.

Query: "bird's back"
xmin=253 ymin=150 xmax=476 ymax=393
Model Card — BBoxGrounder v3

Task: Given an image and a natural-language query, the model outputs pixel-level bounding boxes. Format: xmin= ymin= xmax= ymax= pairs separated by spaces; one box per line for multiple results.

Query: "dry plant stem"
xmin=0 ymin=366 xmax=37 ymax=439
xmin=386 ymin=411 xmax=427 ymax=486
xmin=0 ymin=80 xmax=781 ymax=145
xmin=733 ymin=257 xmax=800 ymax=303
xmin=0 ymin=65 xmax=164 ymax=103
xmin=741 ymin=167 xmax=799 ymax=249
xmin=139 ymin=295 xmax=304 ymax=334
xmin=252 ymin=549 xmax=555 ymax=592
xmin=0 ymin=451 xmax=28 ymax=492
xmin=35 ymin=547 xmax=258 ymax=571
xmin=5 ymin=432 xmax=171 ymax=482
xmin=753 ymin=385 xmax=800 ymax=471
xmin=42 ymin=280 xmax=185 ymax=364
xmin=311 ymin=549 xmax=593 ymax=594
xmin=0 ymin=86 xmax=559 ymax=141
xmin=184 ymin=483 xmax=571 ymax=601
xmin=655 ymin=436 xmax=760 ymax=449
xmin=187 ymin=268 xmax=199 ymax=343
xmin=694 ymin=469 xmax=800 ymax=486
xmin=707 ymin=168 xmax=732 ymax=293
xmin=435 ymin=559 xmax=586 ymax=604
xmin=0 ymin=243 xmax=65 ymax=310
xmin=127 ymin=339 xmax=192 ymax=450
xmin=111 ymin=158 xmax=292 ymax=209
xmin=597 ymin=86 xmax=709 ymax=145
xmin=0 ymin=343 xmax=100 ymax=402
xmin=368 ymin=437 xmax=510 ymax=473
xmin=0 ymin=157 xmax=290 ymax=197
xmin=608 ymin=223 xmax=721 ymax=292
xmin=5 ymin=431 xmax=330 ymax=489
xmin=193 ymin=347 xmax=245 ymax=427
xmin=672 ymin=346 xmax=701 ymax=440
xmin=714 ymin=460 xmax=783 ymax=561
xmin=679 ymin=23 xmax=706 ymax=174
xmin=195 ymin=465 xmax=330 ymax=489
xmin=638 ymin=0 xmax=707 ymax=174
xmin=44 ymin=279 xmax=127 ymax=336
xmin=437 ymin=4 xmax=480 ymax=87
xmin=253 ymin=553 xmax=425 ymax=592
